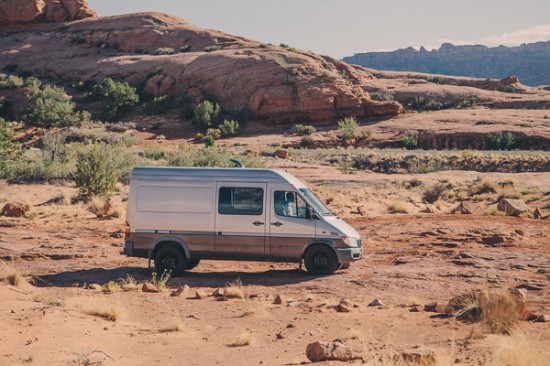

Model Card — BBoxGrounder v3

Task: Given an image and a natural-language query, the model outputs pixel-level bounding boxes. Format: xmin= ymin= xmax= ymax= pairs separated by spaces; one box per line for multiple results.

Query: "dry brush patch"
xmin=228 ymin=331 xmax=254 ymax=347
xmin=490 ymin=331 xmax=550 ymax=366
xmin=0 ymin=260 xmax=30 ymax=287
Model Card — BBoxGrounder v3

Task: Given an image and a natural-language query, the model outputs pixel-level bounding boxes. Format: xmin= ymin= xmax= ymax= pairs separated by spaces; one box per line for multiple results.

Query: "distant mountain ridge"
xmin=343 ymin=41 xmax=550 ymax=86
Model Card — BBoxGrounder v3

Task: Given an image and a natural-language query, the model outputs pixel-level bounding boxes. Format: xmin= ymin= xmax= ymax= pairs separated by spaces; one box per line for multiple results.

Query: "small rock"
xmin=368 ymin=299 xmax=384 ymax=307
xmin=211 ymin=288 xmax=225 ymax=297
xmin=287 ymin=301 xmax=300 ymax=307
xmin=110 ymin=230 xmax=124 ymax=239
xmin=273 ymin=149 xmax=289 ymax=159
xmin=87 ymin=283 xmax=103 ymax=291
xmin=481 ymin=234 xmax=507 ymax=246
xmin=497 ymin=198 xmax=530 ymax=217
xmin=305 ymin=340 xmax=363 ymax=362
xmin=424 ymin=302 xmax=445 ymax=313
xmin=527 ymin=313 xmax=547 ymax=322
xmin=533 ymin=207 xmax=543 ymax=219
xmin=357 ymin=206 xmax=366 ymax=216
xmin=171 ymin=284 xmax=190 ymax=297
xmin=453 ymin=202 xmax=473 ymax=214
xmin=424 ymin=204 xmax=437 ymax=213
xmin=274 ymin=295 xmax=288 ymax=305
xmin=194 ymin=289 xmax=207 ymax=299
xmin=1 ymin=203 xmax=29 ymax=218
xmin=265 ymin=294 xmax=275 ymax=301
xmin=276 ymin=332 xmax=286 ymax=339
xmin=141 ymin=282 xmax=159 ymax=293
xmin=409 ymin=305 xmax=421 ymax=312
xmin=336 ymin=299 xmax=354 ymax=313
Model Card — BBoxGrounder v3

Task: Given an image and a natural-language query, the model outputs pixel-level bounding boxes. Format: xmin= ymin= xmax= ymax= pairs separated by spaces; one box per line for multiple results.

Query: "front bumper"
xmin=123 ymin=240 xmax=134 ymax=256
xmin=336 ymin=247 xmax=363 ymax=263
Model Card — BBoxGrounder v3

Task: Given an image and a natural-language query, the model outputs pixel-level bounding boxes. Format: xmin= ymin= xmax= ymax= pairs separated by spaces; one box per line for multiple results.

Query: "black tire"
xmin=304 ymin=245 xmax=339 ymax=275
xmin=154 ymin=246 xmax=186 ymax=277
xmin=186 ymin=258 xmax=200 ymax=270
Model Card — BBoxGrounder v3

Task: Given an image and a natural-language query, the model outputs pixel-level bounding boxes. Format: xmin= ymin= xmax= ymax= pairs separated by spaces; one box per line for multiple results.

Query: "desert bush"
xmin=387 ymin=201 xmax=409 ymax=214
xmin=491 ymin=331 xmax=550 ymax=366
xmin=370 ymin=91 xmax=394 ymax=101
xmin=219 ymin=119 xmax=240 ymax=137
xmin=473 ymin=178 xmax=497 ymax=195
xmin=85 ymin=306 xmax=122 ymax=322
xmin=300 ymin=136 xmax=314 ymax=147
xmin=151 ymin=270 xmax=171 ymax=291
xmin=0 ymin=74 xmax=24 ymax=90
xmin=456 ymin=98 xmax=477 ymax=109
xmin=422 ymin=182 xmax=448 ymax=203
xmin=291 ymin=124 xmax=316 ymax=136
xmin=0 ymin=259 xmax=28 ymax=286
xmin=167 ymin=144 xmax=263 ymax=168
xmin=23 ymin=86 xmax=91 ymax=128
xmin=409 ymin=96 xmax=451 ymax=111
xmin=488 ymin=132 xmax=516 ymax=150
xmin=145 ymin=95 xmax=172 ymax=114
xmin=74 ymin=144 xmax=117 ymax=198
xmin=204 ymin=45 xmax=222 ymax=52
xmin=88 ymin=196 xmax=112 ymax=217
xmin=402 ymin=132 xmax=419 ymax=150
xmin=229 ymin=331 xmax=253 ymax=347
xmin=338 ymin=116 xmax=359 ymax=139
xmin=65 ymin=127 xmax=141 ymax=147
xmin=143 ymin=146 xmax=168 ymax=161
xmin=192 ymin=100 xmax=221 ymax=130
xmin=159 ymin=319 xmax=184 ymax=333
xmin=0 ymin=118 xmax=23 ymax=178
xmin=154 ymin=47 xmax=175 ymax=55
xmin=224 ymin=278 xmax=246 ymax=299
xmin=91 ymin=78 xmax=139 ymax=121
xmin=206 ymin=128 xmax=222 ymax=140
xmin=496 ymin=85 xmax=522 ymax=93
xmin=106 ymin=122 xmax=137 ymax=133
xmin=430 ymin=76 xmax=445 ymax=84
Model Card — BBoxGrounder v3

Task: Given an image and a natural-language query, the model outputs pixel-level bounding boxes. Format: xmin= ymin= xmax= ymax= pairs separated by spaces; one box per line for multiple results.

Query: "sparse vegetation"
xmin=491 ymin=331 xmax=550 ymax=366
xmin=155 ymin=47 xmax=175 ymax=55
xmin=224 ymin=278 xmax=246 ymax=299
xmin=74 ymin=144 xmax=117 ymax=198
xmin=193 ymin=100 xmax=221 ymax=130
xmin=23 ymin=85 xmax=91 ymax=128
xmin=370 ymin=91 xmax=394 ymax=101
xmin=488 ymin=132 xmax=516 ymax=150
xmin=409 ymin=97 xmax=452 ymax=111
xmin=402 ymin=132 xmax=419 ymax=150
xmin=338 ymin=116 xmax=359 ymax=140
xmin=0 ymin=259 xmax=28 ymax=286
xmin=496 ymin=85 xmax=522 ymax=93
xmin=0 ymin=118 xmax=23 ymax=179
xmin=85 ymin=305 xmax=122 ymax=322
xmin=151 ymin=270 xmax=171 ymax=291
xmin=204 ymin=45 xmax=222 ymax=52
xmin=159 ymin=318 xmax=183 ymax=333
xmin=219 ymin=119 xmax=240 ymax=137
xmin=90 ymin=78 xmax=139 ymax=121
xmin=387 ymin=201 xmax=409 ymax=214
xmin=291 ymin=124 xmax=316 ymax=136
xmin=229 ymin=331 xmax=253 ymax=347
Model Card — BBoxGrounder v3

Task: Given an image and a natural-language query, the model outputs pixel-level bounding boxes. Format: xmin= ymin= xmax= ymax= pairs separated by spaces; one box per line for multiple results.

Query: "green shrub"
xmin=143 ymin=146 xmax=167 ymax=161
xmin=23 ymin=86 xmax=90 ymax=128
xmin=409 ymin=97 xmax=451 ymax=111
xmin=204 ymin=45 xmax=222 ymax=52
xmin=456 ymin=98 xmax=477 ymax=109
xmin=204 ymin=135 xmax=216 ymax=147
xmin=145 ymin=95 xmax=172 ymax=114
xmin=192 ymin=100 xmax=221 ymax=130
xmin=291 ymin=124 xmax=316 ymax=136
xmin=488 ymin=132 xmax=516 ymax=150
xmin=0 ymin=118 xmax=23 ymax=178
xmin=430 ymin=76 xmax=445 ymax=85
xmin=496 ymin=85 xmax=522 ymax=93
xmin=91 ymin=78 xmax=139 ymax=121
xmin=370 ymin=91 xmax=394 ymax=101
xmin=206 ymin=128 xmax=222 ymax=140
xmin=338 ymin=117 xmax=359 ymax=140
xmin=402 ymin=132 xmax=419 ymax=150
xmin=0 ymin=74 xmax=24 ymax=90
xmin=74 ymin=144 xmax=117 ymax=198
xmin=155 ymin=47 xmax=175 ymax=55
xmin=219 ymin=119 xmax=240 ymax=137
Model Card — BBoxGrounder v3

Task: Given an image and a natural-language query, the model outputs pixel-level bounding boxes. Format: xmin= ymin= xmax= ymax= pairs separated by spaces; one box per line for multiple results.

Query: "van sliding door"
xmin=214 ymin=182 xmax=267 ymax=259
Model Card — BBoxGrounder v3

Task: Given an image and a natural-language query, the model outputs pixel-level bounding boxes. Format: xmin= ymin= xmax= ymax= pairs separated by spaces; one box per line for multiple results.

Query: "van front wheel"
xmin=154 ymin=247 xmax=186 ymax=277
xmin=304 ymin=245 xmax=339 ymax=275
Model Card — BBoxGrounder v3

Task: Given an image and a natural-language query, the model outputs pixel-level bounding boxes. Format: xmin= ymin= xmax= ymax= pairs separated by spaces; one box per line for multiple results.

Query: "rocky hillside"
xmin=0 ymin=0 xmax=96 ymax=24
xmin=343 ymin=42 xmax=550 ymax=87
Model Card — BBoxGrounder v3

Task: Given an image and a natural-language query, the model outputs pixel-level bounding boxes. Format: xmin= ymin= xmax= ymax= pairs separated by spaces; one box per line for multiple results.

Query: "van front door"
xmin=268 ymin=189 xmax=316 ymax=260
xmin=214 ymin=182 xmax=267 ymax=259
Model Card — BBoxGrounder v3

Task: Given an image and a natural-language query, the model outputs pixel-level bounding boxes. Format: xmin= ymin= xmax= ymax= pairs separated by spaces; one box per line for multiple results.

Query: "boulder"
xmin=424 ymin=302 xmax=445 ymax=313
xmin=453 ymin=202 xmax=473 ymax=214
xmin=368 ymin=298 xmax=384 ymax=307
xmin=1 ymin=203 xmax=29 ymax=218
xmin=141 ymin=282 xmax=159 ymax=293
xmin=86 ymin=283 xmax=103 ymax=290
xmin=497 ymin=199 xmax=530 ymax=216
xmin=273 ymin=149 xmax=289 ymax=159
xmin=336 ymin=300 xmax=354 ymax=313
xmin=170 ymin=284 xmax=190 ymax=297
xmin=0 ymin=0 xmax=96 ymax=24
xmin=274 ymin=294 xmax=288 ymax=305
xmin=305 ymin=340 xmax=363 ymax=362
xmin=194 ymin=289 xmax=207 ymax=299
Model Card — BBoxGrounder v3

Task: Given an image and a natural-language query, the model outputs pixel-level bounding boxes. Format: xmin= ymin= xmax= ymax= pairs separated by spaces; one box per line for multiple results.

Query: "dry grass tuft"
xmin=406 ymin=296 xmax=422 ymax=307
xmin=229 ymin=331 xmax=253 ymax=347
xmin=119 ymin=275 xmax=140 ymax=291
xmin=103 ymin=280 xmax=122 ymax=293
xmin=368 ymin=351 xmax=440 ymax=366
xmin=388 ymin=201 xmax=409 ymax=214
xmin=159 ymin=318 xmax=183 ymax=333
xmin=473 ymin=178 xmax=498 ymax=195
xmin=490 ymin=331 xmax=550 ymax=366
xmin=345 ymin=328 xmax=362 ymax=340
xmin=85 ymin=305 xmax=122 ymax=322
xmin=225 ymin=278 xmax=246 ymax=299
xmin=88 ymin=196 xmax=112 ymax=217
xmin=109 ymin=204 xmax=126 ymax=218
xmin=0 ymin=260 xmax=29 ymax=287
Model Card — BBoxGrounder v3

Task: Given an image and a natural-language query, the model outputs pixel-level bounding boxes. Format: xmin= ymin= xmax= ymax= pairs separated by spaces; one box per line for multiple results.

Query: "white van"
xmin=123 ymin=167 xmax=363 ymax=275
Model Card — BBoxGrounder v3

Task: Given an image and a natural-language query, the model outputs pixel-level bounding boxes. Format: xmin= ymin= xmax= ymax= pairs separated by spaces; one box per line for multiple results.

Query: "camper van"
xmin=123 ymin=167 xmax=363 ymax=275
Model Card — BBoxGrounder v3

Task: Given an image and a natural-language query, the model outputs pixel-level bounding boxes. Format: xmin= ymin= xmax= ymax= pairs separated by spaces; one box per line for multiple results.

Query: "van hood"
xmin=322 ymin=215 xmax=361 ymax=239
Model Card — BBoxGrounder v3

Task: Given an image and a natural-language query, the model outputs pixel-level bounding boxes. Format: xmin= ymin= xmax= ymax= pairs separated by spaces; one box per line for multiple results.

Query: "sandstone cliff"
xmin=0 ymin=0 xmax=96 ymax=24
xmin=343 ymin=42 xmax=550 ymax=87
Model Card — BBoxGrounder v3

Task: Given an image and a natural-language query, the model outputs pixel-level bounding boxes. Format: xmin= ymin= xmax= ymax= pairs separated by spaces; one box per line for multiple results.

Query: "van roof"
xmin=130 ymin=167 xmax=306 ymax=187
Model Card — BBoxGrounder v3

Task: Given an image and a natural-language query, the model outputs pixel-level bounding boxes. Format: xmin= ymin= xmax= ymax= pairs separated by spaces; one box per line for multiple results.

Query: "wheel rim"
xmin=313 ymin=254 xmax=329 ymax=269
xmin=162 ymin=255 xmax=177 ymax=270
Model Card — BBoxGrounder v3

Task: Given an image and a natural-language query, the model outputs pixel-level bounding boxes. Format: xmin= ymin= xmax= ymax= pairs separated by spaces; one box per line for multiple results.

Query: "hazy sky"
xmin=87 ymin=0 xmax=550 ymax=58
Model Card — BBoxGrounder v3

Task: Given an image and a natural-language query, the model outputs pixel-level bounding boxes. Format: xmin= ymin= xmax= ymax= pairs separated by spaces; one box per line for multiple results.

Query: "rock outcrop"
xmin=0 ymin=0 xmax=96 ymax=24
xmin=0 ymin=12 xmax=403 ymax=124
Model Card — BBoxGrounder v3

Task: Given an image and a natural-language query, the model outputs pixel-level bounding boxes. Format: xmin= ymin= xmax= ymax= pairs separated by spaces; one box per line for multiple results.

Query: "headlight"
xmin=341 ymin=236 xmax=358 ymax=247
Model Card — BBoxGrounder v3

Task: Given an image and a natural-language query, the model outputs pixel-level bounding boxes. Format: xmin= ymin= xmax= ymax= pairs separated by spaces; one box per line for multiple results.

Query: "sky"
xmin=87 ymin=0 xmax=550 ymax=58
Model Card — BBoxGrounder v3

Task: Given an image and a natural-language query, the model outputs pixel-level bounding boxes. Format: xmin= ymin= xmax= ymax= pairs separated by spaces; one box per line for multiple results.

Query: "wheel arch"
xmin=301 ymin=239 xmax=338 ymax=259
xmin=151 ymin=236 xmax=190 ymax=259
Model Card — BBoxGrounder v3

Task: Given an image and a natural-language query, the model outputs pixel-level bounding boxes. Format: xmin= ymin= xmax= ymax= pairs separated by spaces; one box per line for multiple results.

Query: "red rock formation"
xmin=0 ymin=0 xmax=96 ymax=24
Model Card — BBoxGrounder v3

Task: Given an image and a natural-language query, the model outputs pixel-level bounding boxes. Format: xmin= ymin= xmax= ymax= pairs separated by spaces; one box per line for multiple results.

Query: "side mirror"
xmin=306 ymin=206 xmax=318 ymax=220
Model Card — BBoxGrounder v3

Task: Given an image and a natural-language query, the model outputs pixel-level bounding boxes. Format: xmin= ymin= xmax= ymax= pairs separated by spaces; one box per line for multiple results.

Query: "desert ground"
xmin=1 ymin=160 xmax=550 ymax=366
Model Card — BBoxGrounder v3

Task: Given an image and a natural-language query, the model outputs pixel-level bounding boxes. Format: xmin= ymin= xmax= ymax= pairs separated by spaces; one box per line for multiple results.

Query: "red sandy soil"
xmin=1 ymin=166 xmax=549 ymax=365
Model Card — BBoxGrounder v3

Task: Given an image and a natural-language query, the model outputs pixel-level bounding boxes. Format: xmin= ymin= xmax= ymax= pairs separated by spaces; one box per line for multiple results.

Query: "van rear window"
xmin=218 ymin=187 xmax=263 ymax=215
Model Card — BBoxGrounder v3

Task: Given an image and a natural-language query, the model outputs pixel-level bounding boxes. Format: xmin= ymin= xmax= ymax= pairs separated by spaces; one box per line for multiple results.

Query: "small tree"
xmin=219 ymin=119 xmax=240 ymax=137
xmin=192 ymin=100 xmax=220 ymax=130
xmin=0 ymin=118 xmax=23 ymax=178
xmin=23 ymin=86 xmax=90 ymax=128
xmin=74 ymin=144 xmax=117 ymax=198
xmin=93 ymin=78 xmax=139 ymax=121
xmin=402 ymin=132 xmax=419 ymax=150
xmin=338 ymin=117 xmax=359 ymax=140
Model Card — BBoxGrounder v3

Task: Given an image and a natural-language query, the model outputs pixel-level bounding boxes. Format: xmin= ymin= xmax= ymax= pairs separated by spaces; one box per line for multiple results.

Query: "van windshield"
xmin=299 ymin=188 xmax=333 ymax=216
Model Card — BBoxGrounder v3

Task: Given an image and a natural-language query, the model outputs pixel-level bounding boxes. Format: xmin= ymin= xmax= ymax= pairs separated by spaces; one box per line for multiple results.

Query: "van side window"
xmin=274 ymin=191 xmax=307 ymax=219
xmin=218 ymin=187 xmax=263 ymax=215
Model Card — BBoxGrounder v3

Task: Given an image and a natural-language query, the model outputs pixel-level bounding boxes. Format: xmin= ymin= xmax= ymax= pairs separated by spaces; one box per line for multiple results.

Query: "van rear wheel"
xmin=304 ymin=245 xmax=339 ymax=275
xmin=186 ymin=259 xmax=200 ymax=270
xmin=154 ymin=247 xmax=186 ymax=277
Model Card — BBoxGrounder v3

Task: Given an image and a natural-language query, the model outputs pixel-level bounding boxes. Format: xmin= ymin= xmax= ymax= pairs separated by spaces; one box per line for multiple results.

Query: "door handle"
xmin=252 ymin=221 xmax=265 ymax=226
xmin=271 ymin=221 xmax=283 ymax=227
